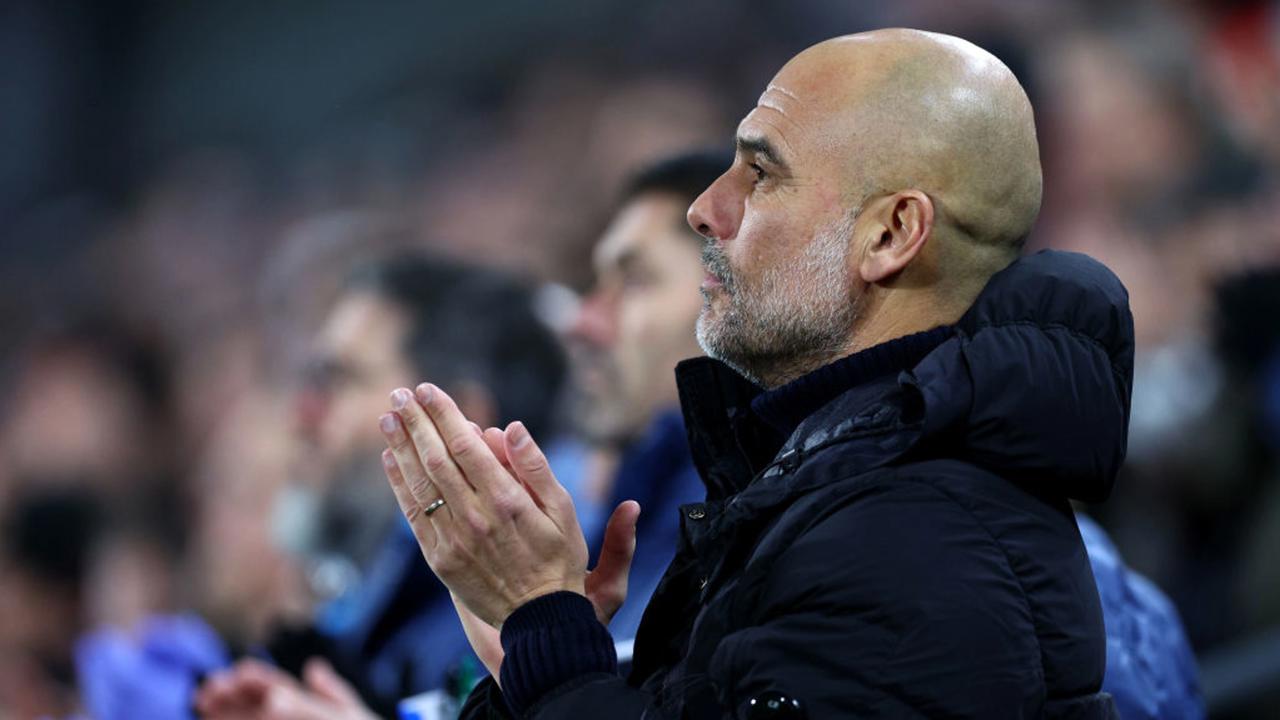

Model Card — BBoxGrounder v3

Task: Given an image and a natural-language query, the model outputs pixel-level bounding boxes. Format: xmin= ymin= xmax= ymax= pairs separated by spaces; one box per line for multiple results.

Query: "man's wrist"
xmin=501 ymin=579 xmax=587 ymax=630
xmin=498 ymin=591 xmax=617 ymax=715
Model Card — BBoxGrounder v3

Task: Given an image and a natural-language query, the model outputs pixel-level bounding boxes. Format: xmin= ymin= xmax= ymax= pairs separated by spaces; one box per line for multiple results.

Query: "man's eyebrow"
xmin=736 ymin=135 xmax=790 ymax=171
xmin=614 ymin=247 xmax=640 ymax=271
xmin=602 ymin=245 xmax=642 ymax=275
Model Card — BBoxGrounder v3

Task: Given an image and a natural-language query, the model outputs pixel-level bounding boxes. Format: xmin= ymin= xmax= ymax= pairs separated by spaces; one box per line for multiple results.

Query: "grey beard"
xmin=696 ymin=210 xmax=860 ymax=388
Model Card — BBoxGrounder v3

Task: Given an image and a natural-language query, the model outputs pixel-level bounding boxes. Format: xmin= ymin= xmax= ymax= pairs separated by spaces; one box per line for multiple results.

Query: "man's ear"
xmin=856 ymin=190 xmax=934 ymax=284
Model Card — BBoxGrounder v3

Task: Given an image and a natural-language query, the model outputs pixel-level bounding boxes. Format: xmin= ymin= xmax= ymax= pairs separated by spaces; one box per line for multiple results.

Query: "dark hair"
xmin=348 ymin=253 xmax=566 ymax=439
xmin=621 ymin=149 xmax=734 ymax=211
xmin=4 ymin=486 xmax=103 ymax=589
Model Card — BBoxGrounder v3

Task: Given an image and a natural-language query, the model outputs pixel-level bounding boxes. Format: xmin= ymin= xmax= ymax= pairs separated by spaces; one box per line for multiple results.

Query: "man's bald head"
xmin=772 ymin=29 xmax=1042 ymax=257
xmin=688 ymin=29 xmax=1044 ymax=388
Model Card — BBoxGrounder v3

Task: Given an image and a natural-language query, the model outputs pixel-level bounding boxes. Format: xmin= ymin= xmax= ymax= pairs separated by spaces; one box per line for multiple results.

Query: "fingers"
xmin=585 ymin=501 xmax=640 ymax=623
xmin=379 ymin=409 xmax=448 ymax=511
xmin=302 ymin=658 xmax=366 ymax=711
xmin=415 ymin=384 xmax=520 ymax=499
xmin=196 ymin=670 xmax=258 ymax=717
xmin=503 ymin=421 xmax=575 ymax=528
xmin=195 ymin=659 xmax=292 ymax=717
xmin=595 ymin=500 xmax=640 ymax=576
xmin=260 ymin=684 xmax=343 ymax=720
xmin=235 ymin=658 xmax=300 ymax=692
xmin=393 ymin=385 xmax=478 ymax=507
xmin=383 ymin=448 xmax=437 ymax=552
xmin=481 ymin=427 xmax=512 ymax=470
xmin=198 ymin=658 xmax=371 ymax=720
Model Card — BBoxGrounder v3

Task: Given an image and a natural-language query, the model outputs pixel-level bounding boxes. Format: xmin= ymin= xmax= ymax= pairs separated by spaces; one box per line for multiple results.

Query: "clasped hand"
xmin=378 ymin=384 xmax=638 ymax=669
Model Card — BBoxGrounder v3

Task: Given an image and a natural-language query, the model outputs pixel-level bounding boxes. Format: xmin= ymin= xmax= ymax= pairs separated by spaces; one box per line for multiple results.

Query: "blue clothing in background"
xmin=76 ymin=614 xmax=229 ymax=720
xmin=1078 ymin=513 xmax=1204 ymax=720
xmin=315 ymin=519 xmax=479 ymax=702
xmin=584 ymin=410 xmax=705 ymax=642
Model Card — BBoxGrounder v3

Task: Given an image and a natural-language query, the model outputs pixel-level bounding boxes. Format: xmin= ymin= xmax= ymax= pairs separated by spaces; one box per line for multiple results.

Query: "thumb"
xmin=302 ymin=657 xmax=364 ymax=709
xmin=597 ymin=500 xmax=640 ymax=575
xmin=586 ymin=500 xmax=640 ymax=621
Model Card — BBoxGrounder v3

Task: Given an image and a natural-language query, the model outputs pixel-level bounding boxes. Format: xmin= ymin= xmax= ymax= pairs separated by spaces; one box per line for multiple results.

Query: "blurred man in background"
xmin=563 ymin=150 xmax=728 ymax=644
xmin=193 ymin=251 xmax=570 ymax=719
xmin=279 ymin=253 xmax=569 ymax=711
xmin=0 ymin=320 xmax=189 ymax=718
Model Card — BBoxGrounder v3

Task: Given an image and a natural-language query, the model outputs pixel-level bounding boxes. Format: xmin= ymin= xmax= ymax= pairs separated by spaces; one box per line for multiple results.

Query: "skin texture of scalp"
xmin=780 ymin=29 xmax=1043 ymax=289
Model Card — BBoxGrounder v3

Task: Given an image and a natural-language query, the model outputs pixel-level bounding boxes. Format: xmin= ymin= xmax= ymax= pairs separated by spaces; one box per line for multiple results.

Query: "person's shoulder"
xmin=759 ymin=467 xmax=1028 ymax=613
xmin=781 ymin=454 xmax=1080 ymax=561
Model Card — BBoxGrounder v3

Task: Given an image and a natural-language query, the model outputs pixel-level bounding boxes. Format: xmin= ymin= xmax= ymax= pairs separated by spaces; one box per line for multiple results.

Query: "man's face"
xmin=299 ymin=292 xmax=414 ymax=466
xmin=567 ymin=192 xmax=705 ymax=444
xmin=687 ymin=76 xmax=866 ymax=386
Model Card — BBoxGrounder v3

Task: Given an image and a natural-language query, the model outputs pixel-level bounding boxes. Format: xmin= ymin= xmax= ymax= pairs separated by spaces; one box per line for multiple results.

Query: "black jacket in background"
xmin=463 ymin=250 xmax=1133 ymax=718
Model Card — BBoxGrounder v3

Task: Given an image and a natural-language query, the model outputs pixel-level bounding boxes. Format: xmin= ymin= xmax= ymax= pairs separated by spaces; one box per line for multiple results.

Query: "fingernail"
xmin=382 ymin=449 xmax=395 ymax=468
xmin=509 ymin=421 xmax=530 ymax=449
xmin=416 ymin=383 xmax=435 ymax=405
xmin=379 ymin=414 xmax=397 ymax=434
xmin=391 ymin=388 xmax=411 ymax=409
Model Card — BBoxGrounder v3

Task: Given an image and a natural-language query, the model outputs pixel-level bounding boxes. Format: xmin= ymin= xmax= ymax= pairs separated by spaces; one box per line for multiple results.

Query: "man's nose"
xmin=566 ymin=289 xmax=616 ymax=347
xmin=294 ymin=386 xmax=329 ymax=442
xmin=686 ymin=173 xmax=741 ymax=243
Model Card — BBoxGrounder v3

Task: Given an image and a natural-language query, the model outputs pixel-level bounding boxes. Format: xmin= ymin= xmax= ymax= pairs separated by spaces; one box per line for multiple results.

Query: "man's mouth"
xmin=700 ymin=243 xmax=732 ymax=292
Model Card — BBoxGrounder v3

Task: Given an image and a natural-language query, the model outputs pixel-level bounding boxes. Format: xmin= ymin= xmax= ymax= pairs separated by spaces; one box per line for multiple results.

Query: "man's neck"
xmin=757 ymin=300 xmax=956 ymax=390
xmin=853 ymin=287 xmax=969 ymax=351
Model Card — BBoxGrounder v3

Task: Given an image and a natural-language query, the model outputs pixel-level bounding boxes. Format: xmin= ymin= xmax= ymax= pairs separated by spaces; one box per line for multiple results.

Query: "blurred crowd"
xmin=1 ymin=0 xmax=1279 ymax=718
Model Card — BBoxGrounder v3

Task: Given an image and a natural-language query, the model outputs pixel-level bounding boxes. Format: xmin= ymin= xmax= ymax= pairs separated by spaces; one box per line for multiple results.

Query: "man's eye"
xmin=622 ymin=271 xmax=655 ymax=289
xmin=750 ymin=163 xmax=766 ymax=182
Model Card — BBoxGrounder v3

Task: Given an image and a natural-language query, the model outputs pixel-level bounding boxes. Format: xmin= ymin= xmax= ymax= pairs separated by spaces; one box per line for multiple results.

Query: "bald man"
xmin=379 ymin=30 xmax=1130 ymax=718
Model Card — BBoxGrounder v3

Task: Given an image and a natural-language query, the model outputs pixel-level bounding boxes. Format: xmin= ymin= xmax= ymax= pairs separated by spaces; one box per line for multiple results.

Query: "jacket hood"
xmin=907 ymin=249 xmax=1135 ymax=502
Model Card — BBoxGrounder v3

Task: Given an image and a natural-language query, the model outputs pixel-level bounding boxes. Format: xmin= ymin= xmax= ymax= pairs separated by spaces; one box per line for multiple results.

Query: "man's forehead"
xmin=737 ymin=77 xmax=828 ymax=161
xmin=593 ymin=194 xmax=685 ymax=269
xmin=758 ymin=83 xmax=801 ymax=115
xmin=323 ymin=293 xmax=407 ymax=348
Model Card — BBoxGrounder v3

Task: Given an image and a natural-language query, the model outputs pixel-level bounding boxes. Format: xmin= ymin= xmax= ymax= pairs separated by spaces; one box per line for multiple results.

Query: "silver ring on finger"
xmin=424 ymin=498 xmax=448 ymax=517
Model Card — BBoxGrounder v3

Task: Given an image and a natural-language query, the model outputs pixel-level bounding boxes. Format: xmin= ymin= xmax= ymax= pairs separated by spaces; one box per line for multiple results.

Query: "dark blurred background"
xmin=1 ymin=0 xmax=1278 ymax=717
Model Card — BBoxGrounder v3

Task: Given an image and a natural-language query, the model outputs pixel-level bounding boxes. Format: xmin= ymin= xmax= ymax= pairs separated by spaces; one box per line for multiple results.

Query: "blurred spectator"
xmin=212 ymin=251 xmax=574 ymax=718
xmin=0 ymin=317 xmax=177 ymax=496
xmin=187 ymin=390 xmax=310 ymax=652
xmin=561 ymin=151 xmax=726 ymax=643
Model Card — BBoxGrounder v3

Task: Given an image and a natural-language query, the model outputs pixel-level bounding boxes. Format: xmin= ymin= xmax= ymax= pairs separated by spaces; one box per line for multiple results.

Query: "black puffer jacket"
xmin=462 ymin=250 xmax=1132 ymax=718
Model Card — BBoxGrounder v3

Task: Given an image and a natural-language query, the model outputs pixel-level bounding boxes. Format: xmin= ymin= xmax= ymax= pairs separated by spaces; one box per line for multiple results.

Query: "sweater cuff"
xmin=499 ymin=591 xmax=617 ymax=715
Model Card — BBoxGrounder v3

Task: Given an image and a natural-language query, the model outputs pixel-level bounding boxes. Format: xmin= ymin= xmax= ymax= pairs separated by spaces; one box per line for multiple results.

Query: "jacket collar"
xmin=672 ymin=326 xmax=945 ymax=503
xmin=673 ymin=357 xmax=779 ymax=500
xmin=674 ymin=249 xmax=1136 ymax=506
xmin=750 ymin=326 xmax=955 ymax=437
